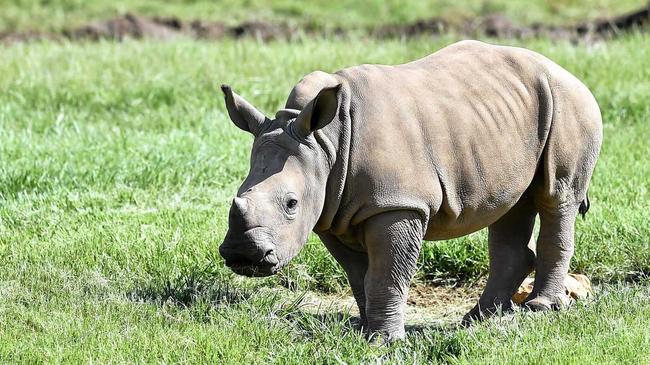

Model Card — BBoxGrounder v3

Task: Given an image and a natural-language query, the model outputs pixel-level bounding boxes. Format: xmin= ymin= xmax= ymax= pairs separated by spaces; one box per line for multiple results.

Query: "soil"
xmin=1 ymin=5 xmax=649 ymax=45
xmin=297 ymin=282 xmax=483 ymax=327
xmin=376 ymin=5 xmax=650 ymax=41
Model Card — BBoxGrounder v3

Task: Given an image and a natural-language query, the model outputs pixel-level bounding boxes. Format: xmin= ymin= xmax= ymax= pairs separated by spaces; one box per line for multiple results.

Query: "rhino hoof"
xmin=524 ymin=295 xmax=571 ymax=311
xmin=462 ymin=300 xmax=514 ymax=326
xmin=366 ymin=329 xmax=405 ymax=345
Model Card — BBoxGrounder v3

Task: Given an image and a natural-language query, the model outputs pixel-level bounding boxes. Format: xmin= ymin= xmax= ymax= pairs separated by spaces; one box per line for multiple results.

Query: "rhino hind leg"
xmin=524 ymin=203 xmax=580 ymax=311
xmin=462 ymin=195 xmax=537 ymax=324
xmin=521 ymin=73 xmax=601 ymax=310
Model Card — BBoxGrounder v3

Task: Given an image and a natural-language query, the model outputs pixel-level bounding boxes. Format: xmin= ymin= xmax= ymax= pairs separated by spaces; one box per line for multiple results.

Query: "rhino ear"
xmin=221 ymin=84 xmax=267 ymax=136
xmin=295 ymin=84 xmax=341 ymax=137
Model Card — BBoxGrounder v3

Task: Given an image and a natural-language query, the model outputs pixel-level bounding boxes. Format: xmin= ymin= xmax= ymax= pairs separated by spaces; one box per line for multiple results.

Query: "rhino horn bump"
xmin=233 ymin=197 xmax=249 ymax=216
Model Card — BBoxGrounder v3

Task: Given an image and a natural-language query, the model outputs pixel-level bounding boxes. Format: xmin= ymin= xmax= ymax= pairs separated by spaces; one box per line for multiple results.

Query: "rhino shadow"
xmin=126 ymin=268 xmax=254 ymax=307
xmin=280 ymin=307 xmax=453 ymax=340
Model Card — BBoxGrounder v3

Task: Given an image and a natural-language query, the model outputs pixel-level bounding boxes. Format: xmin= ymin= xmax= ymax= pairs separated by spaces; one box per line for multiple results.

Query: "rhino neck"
xmin=313 ymin=82 xmax=352 ymax=233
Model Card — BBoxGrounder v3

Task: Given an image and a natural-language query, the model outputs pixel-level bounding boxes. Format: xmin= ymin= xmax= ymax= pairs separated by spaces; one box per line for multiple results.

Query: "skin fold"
xmin=219 ymin=40 xmax=603 ymax=342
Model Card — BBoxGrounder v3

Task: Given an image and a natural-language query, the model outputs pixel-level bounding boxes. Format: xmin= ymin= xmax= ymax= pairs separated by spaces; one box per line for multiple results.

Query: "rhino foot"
xmin=351 ymin=315 xmax=368 ymax=332
xmin=461 ymin=300 xmax=515 ymax=326
xmin=524 ymin=294 xmax=572 ymax=311
xmin=366 ymin=328 xmax=406 ymax=346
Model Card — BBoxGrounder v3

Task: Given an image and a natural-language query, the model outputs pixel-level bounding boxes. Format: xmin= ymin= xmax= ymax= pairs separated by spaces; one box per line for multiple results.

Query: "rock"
xmin=512 ymin=273 xmax=593 ymax=304
xmin=565 ymin=273 xmax=593 ymax=300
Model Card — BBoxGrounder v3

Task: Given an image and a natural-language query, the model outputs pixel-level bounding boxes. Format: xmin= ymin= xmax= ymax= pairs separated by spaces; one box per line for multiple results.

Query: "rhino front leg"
xmin=524 ymin=204 xmax=579 ymax=310
xmin=463 ymin=195 xmax=537 ymax=324
xmin=362 ymin=210 xmax=424 ymax=342
xmin=318 ymin=232 xmax=369 ymax=329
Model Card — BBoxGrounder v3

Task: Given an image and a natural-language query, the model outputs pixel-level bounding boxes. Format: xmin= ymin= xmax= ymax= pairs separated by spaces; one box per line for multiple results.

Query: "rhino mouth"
xmin=224 ymin=249 xmax=281 ymax=277
xmin=229 ymin=263 xmax=278 ymax=277
xmin=220 ymin=226 xmax=284 ymax=277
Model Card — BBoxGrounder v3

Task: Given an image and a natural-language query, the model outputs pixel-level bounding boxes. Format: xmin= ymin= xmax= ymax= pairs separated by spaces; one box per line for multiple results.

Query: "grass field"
xmin=1 ymin=3 xmax=650 ymax=361
xmin=0 ymin=0 xmax=647 ymax=32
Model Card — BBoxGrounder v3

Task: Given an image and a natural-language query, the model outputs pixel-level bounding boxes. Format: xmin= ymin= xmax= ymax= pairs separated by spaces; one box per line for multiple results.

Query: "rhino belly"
xmin=423 ymin=144 xmax=539 ymax=241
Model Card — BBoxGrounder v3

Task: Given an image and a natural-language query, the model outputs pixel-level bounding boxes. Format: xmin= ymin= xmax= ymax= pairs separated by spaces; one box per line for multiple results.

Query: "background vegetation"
xmin=0 ymin=0 xmax=646 ymax=31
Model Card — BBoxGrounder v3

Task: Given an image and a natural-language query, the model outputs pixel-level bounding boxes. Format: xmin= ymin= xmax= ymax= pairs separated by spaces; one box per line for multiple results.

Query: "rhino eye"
xmin=286 ymin=199 xmax=298 ymax=210
xmin=283 ymin=193 xmax=298 ymax=216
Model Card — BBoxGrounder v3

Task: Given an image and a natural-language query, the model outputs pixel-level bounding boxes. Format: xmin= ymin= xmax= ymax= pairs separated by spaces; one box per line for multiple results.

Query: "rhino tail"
xmin=578 ymin=192 xmax=590 ymax=219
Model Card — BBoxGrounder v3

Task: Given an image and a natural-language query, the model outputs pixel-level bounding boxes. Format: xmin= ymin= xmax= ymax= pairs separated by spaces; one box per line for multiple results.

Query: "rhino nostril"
xmin=263 ymin=250 xmax=279 ymax=265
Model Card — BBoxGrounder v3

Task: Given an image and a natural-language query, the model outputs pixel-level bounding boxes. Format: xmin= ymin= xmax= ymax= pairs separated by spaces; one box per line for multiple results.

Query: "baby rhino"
xmin=219 ymin=40 xmax=602 ymax=342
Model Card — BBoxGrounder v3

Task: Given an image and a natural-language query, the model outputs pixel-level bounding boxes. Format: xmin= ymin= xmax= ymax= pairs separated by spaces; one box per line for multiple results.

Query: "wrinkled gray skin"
xmin=219 ymin=40 xmax=602 ymax=342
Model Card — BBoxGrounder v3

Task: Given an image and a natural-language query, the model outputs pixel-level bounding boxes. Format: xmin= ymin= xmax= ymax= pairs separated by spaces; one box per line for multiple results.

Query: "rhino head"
xmin=218 ymin=82 xmax=341 ymax=277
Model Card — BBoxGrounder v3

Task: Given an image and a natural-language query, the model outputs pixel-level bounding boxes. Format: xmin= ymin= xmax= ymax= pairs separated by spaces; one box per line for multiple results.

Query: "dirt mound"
xmin=1 ymin=4 xmax=648 ymax=45
xmin=228 ymin=21 xmax=295 ymax=41
xmin=63 ymin=14 xmax=296 ymax=42
xmin=377 ymin=4 xmax=649 ymax=40
xmin=0 ymin=30 xmax=62 ymax=44
xmin=578 ymin=5 xmax=650 ymax=36
xmin=375 ymin=18 xmax=449 ymax=38
xmin=0 ymin=14 xmax=297 ymax=45
xmin=65 ymin=13 xmax=180 ymax=41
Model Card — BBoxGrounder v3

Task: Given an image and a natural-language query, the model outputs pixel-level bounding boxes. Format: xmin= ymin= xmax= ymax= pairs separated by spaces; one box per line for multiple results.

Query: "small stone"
xmin=511 ymin=273 xmax=592 ymax=304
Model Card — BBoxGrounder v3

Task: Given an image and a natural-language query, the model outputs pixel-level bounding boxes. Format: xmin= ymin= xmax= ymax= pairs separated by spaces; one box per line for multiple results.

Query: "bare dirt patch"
xmin=297 ymin=282 xmax=483 ymax=327
xmin=1 ymin=5 xmax=648 ymax=45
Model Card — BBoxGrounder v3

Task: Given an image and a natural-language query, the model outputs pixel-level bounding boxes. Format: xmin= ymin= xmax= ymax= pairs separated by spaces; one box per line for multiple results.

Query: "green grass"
xmin=1 ymin=34 xmax=649 ymax=362
xmin=0 ymin=0 xmax=646 ymax=32
xmin=2 ymin=276 xmax=650 ymax=363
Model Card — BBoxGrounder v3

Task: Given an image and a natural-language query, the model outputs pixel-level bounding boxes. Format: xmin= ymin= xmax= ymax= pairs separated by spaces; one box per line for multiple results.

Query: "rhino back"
xmin=331 ymin=40 xmax=566 ymax=240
